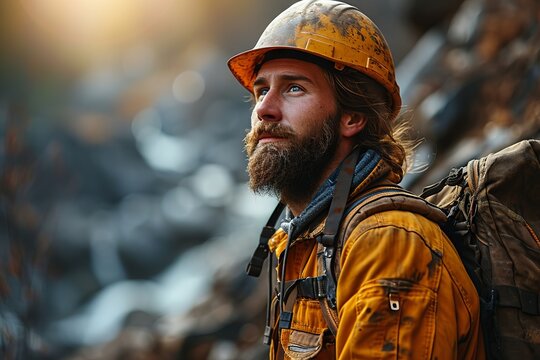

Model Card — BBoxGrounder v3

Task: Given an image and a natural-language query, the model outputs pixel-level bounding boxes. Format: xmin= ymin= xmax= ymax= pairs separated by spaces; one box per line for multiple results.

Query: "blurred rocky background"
xmin=0 ymin=0 xmax=538 ymax=359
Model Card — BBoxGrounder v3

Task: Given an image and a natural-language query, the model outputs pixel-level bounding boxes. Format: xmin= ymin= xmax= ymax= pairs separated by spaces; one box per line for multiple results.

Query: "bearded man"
xmin=228 ymin=1 xmax=485 ymax=359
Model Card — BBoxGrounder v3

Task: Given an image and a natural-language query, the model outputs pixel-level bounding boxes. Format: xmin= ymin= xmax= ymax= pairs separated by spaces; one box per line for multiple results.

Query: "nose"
xmin=254 ymin=89 xmax=282 ymax=123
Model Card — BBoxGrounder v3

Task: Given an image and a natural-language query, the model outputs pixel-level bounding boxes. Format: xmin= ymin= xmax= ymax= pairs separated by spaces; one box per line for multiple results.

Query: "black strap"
xmin=263 ymin=251 xmax=275 ymax=346
xmin=252 ymin=202 xmax=286 ymax=345
xmin=318 ymin=148 xmax=360 ymax=311
xmin=420 ymin=167 xmax=466 ymax=198
xmin=319 ymin=148 xmax=360 ymax=247
xmin=246 ymin=202 xmax=285 ymax=277
xmin=495 ymin=285 xmax=540 ymax=315
xmin=283 ymin=276 xmax=328 ymax=300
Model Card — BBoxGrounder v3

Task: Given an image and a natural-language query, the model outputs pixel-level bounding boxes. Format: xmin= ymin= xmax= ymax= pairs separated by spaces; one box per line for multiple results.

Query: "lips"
xmin=257 ymin=132 xmax=287 ymax=143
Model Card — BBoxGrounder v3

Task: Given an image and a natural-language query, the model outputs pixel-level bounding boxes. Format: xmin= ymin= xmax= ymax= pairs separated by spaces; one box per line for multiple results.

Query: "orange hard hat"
xmin=227 ymin=0 xmax=402 ymax=120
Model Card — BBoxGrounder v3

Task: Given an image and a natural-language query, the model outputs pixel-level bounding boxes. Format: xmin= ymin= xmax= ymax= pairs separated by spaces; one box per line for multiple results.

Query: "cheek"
xmin=250 ymin=110 xmax=258 ymax=127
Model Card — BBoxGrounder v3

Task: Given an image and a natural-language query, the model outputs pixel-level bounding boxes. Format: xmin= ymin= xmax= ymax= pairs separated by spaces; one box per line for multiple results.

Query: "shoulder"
xmin=340 ymin=210 xmax=447 ymax=279
xmin=353 ymin=209 xmax=443 ymax=235
xmin=339 ymin=187 xmax=446 ymax=243
xmin=337 ymin=210 xmax=447 ymax=296
xmin=343 ymin=209 xmax=445 ymax=252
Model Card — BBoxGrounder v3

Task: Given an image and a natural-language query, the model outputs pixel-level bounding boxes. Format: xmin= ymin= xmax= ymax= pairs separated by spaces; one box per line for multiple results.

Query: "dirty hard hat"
xmin=228 ymin=0 xmax=402 ymax=120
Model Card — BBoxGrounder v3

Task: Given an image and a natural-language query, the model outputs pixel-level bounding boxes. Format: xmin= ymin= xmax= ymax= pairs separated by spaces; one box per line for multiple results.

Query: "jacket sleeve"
xmin=335 ymin=211 xmax=457 ymax=359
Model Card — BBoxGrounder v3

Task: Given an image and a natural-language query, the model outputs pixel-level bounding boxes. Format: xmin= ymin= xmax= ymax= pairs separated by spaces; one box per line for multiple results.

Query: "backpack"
xmin=247 ymin=139 xmax=540 ymax=358
xmin=417 ymin=139 xmax=540 ymax=359
xmin=331 ymin=139 xmax=540 ymax=359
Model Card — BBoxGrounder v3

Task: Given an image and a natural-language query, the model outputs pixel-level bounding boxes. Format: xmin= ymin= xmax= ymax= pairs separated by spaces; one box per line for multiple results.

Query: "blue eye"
xmin=289 ymin=85 xmax=302 ymax=92
xmin=256 ymin=88 xmax=268 ymax=101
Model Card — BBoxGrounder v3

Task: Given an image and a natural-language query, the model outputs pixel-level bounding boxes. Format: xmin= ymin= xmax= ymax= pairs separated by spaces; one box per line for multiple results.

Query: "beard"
xmin=244 ymin=113 xmax=341 ymax=204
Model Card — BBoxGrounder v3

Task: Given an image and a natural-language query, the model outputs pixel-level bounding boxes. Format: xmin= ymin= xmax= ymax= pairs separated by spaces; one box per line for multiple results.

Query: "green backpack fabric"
xmin=418 ymin=139 xmax=540 ymax=359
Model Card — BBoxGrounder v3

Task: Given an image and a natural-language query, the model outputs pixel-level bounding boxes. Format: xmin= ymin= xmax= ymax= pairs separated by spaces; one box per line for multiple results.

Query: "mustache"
xmin=248 ymin=122 xmax=295 ymax=141
xmin=244 ymin=123 xmax=296 ymax=156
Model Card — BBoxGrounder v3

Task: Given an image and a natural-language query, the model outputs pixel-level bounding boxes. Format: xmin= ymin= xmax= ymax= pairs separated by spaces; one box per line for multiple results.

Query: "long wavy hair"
xmin=325 ymin=67 xmax=416 ymax=180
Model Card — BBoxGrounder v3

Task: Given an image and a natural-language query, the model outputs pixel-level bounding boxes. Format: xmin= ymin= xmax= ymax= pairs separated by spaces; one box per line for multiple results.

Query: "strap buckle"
xmin=279 ymin=311 xmax=293 ymax=329
xmin=315 ymin=276 xmax=327 ymax=298
xmin=263 ymin=326 xmax=273 ymax=345
xmin=318 ymin=234 xmax=335 ymax=247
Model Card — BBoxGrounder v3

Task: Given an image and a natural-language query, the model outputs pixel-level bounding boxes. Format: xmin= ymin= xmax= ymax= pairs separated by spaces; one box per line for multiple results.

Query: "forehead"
xmin=254 ymin=58 xmax=330 ymax=85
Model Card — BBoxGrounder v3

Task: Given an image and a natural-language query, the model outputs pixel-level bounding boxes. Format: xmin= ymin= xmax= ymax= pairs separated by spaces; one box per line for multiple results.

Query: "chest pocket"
xmin=281 ymin=329 xmax=325 ymax=359
xmin=274 ymin=296 xmax=334 ymax=359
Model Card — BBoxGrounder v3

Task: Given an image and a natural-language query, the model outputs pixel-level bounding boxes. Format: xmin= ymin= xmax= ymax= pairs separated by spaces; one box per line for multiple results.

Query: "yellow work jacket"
xmin=267 ymin=167 xmax=485 ymax=359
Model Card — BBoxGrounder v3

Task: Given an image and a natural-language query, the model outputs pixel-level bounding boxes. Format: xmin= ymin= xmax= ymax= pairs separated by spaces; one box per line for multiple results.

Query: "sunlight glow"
xmin=22 ymin=0 xmax=145 ymax=43
xmin=18 ymin=0 xmax=203 ymax=66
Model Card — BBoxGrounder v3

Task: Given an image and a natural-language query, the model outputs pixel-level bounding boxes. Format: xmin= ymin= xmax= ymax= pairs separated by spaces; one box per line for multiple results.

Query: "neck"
xmin=281 ymin=181 xmax=321 ymax=216
xmin=281 ymin=197 xmax=309 ymax=218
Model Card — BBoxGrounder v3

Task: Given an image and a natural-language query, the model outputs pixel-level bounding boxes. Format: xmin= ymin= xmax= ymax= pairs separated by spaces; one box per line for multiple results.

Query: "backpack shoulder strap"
xmin=338 ymin=185 xmax=448 ymax=246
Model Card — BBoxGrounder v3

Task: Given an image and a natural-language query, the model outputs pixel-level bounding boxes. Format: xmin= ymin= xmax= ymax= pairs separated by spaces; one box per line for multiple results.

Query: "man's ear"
xmin=340 ymin=112 xmax=367 ymax=138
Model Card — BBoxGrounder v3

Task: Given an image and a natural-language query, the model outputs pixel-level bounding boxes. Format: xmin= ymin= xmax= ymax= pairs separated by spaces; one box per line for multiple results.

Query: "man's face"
xmin=244 ymin=58 xmax=341 ymax=202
